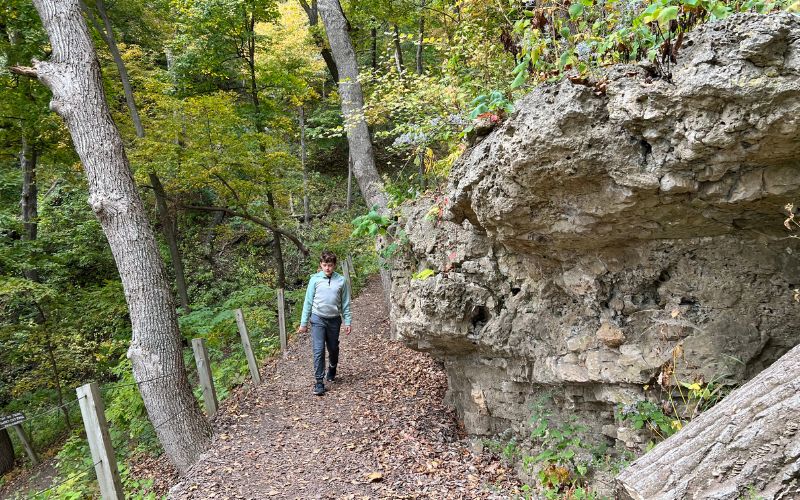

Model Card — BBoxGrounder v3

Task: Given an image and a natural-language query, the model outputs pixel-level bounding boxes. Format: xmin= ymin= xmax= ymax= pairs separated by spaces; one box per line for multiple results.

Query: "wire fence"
xmin=30 ymin=459 xmax=101 ymax=497
xmin=1 ymin=283 xmax=322 ymax=499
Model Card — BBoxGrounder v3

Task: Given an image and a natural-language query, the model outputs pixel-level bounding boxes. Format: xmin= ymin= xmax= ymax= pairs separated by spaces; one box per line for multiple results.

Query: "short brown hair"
xmin=320 ymin=250 xmax=337 ymax=264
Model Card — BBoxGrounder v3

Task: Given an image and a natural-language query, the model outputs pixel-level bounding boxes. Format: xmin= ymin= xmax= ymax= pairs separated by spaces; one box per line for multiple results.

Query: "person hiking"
xmin=297 ymin=251 xmax=352 ymax=396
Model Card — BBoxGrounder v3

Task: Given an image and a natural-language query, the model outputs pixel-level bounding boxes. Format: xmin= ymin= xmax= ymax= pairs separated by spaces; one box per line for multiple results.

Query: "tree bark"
xmin=150 ymin=172 xmax=190 ymax=313
xmin=28 ymin=0 xmax=211 ymax=473
xmin=392 ymin=24 xmax=404 ymax=74
xmin=416 ymin=3 xmax=425 ymax=75
xmin=318 ymin=0 xmax=393 ymax=322
xmin=617 ymin=343 xmax=800 ymax=499
xmin=0 ymin=429 xmax=13 ymax=475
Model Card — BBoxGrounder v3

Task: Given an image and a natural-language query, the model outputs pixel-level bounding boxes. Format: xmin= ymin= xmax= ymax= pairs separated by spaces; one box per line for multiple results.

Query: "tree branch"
xmin=179 ymin=204 xmax=309 ymax=255
xmin=9 ymin=66 xmax=38 ymax=78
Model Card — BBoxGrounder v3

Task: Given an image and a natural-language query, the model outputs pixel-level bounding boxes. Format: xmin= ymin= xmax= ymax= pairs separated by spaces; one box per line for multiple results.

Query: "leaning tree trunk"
xmin=0 ymin=429 xmax=13 ymax=475
xmin=318 ymin=0 xmax=393 ymax=324
xmin=617 ymin=343 xmax=800 ymax=499
xmin=317 ymin=0 xmax=387 ymax=214
xmin=23 ymin=0 xmax=210 ymax=472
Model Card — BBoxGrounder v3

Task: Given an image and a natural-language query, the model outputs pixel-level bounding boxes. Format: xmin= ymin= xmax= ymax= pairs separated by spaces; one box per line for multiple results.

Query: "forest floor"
xmin=166 ymin=276 xmax=521 ymax=499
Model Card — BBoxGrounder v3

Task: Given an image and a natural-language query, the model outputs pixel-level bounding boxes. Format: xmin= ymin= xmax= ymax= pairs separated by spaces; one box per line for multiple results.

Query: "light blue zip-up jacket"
xmin=300 ymin=271 xmax=351 ymax=326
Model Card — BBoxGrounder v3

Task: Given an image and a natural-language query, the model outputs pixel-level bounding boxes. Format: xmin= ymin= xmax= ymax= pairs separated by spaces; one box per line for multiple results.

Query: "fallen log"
xmin=616 ymin=344 xmax=800 ymax=499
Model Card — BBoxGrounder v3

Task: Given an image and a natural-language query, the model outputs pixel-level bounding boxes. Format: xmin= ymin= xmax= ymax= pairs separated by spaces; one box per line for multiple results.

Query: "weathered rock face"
xmin=391 ymin=13 xmax=800 ymax=444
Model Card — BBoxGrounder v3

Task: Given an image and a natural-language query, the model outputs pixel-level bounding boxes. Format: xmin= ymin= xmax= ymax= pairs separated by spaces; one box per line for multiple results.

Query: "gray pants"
xmin=310 ymin=313 xmax=341 ymax=381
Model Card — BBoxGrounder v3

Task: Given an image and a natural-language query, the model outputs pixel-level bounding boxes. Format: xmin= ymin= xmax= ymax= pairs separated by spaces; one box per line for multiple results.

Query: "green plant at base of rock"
xmin=616 ymin=400 xmax=677 ymax=441
xmin=524 ymin=407 xmax=596 ymax=496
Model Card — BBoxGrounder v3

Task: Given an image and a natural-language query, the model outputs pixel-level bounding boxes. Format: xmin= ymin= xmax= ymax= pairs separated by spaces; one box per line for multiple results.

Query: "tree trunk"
xmin=150 ymin=172 xmax=190 ymax=313
xmin=43 ymin=328 xmax=72 ymax=430
xmin=317 ymin=0 xmax=387 ymax=213
xmin=91 ymin=0 xmax=144 ymax=138
xmin=247 ymin=11 xmax=260 ymax=115
xmin=299 ymin=0 xmax=339 ymax=82
xmin=0 ymin=429 xmax=13 ymax=475
xmin=27 ymin=0 xmax=210 ymax=473
xmin=20 ymin=135 xmax=38 ymax=243
xmin=300 ymin=107 xmax=310 ymax=227
xmin=416 ymin=3 xmax=425 ymax=75
xmin=346 ymin=152 xmax=353 ymax=210
xmin=617 ymin=343 xmax=800 ymax=499
xmin=392 ymin=24 xmax=404 ymax=74
xmin=371 ymin=25 xmax=377 ymax=70
xmin=266 ymin=191 xmax=286 ymax=289
xmin=318 ymin=0 xmax=392 ymax=321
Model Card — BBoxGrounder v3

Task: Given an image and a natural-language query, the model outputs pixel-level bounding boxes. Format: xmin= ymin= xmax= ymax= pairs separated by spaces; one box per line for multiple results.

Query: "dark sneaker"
xmin=313 ymin=381 xmax=326 ymax=396
xmin=326 ymin=366 xmax=337 ymax=382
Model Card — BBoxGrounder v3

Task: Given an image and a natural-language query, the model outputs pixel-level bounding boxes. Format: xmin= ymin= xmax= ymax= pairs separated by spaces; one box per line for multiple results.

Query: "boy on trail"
xmin=297 ymin=251 xmax=352 ymax=396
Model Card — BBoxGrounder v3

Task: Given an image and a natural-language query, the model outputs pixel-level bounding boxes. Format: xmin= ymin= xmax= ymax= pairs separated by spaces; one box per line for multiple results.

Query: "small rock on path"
xmin=169 ymin=276 xmax=519 ymax=499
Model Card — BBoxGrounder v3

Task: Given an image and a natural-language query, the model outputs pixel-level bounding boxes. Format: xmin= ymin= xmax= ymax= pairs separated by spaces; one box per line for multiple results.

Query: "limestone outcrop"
xmin=390 ymin=11 xmax=800 ymax=469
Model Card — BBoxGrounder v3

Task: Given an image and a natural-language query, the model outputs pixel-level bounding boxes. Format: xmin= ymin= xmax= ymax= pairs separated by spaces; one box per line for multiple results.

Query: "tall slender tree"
xmin=317 ymin=0 xmax=393 ymax=318
xmin=15 ymin=0 xmax=211 ymax=472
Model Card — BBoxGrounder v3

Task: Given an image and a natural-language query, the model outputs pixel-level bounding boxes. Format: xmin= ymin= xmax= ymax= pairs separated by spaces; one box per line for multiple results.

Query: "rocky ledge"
xmin=390 ymin=12 xmax=800 ymax=447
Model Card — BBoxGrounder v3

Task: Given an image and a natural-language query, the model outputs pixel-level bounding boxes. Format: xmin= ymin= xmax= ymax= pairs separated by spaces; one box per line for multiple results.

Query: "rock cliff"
xmin=390 ymin=12 xmax=800 ymax=448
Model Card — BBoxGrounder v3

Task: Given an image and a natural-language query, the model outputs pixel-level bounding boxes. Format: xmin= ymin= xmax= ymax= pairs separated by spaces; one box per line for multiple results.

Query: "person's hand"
xmin=297 ymin=325 xmax=308 ymax=334
xmin=343 ymin=325 xmax=352 ymax=335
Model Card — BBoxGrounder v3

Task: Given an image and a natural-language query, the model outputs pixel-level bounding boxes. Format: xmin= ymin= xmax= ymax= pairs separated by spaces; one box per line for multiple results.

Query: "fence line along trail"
xmin=169 ymin=276 xmax=519 ymax=499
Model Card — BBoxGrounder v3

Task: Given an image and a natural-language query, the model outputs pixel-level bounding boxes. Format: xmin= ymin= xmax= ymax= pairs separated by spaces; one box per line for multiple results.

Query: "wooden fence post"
xmin=76 ymin=382 xmax=123 ymax=500
xmin=11 ymin=424 xmax=39 ymax=466
xmin=191 ymin=338 xmax=218 ymax=418
xmin=277 ymin=289 xmax=288 ymax=359
xmin=234 ymin=309 xmax=262 ymax=386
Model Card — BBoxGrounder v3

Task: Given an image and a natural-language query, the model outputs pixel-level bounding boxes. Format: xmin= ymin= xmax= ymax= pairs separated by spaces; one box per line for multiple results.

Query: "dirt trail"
xmin=169 ymin=276 xmax=519 ymax=499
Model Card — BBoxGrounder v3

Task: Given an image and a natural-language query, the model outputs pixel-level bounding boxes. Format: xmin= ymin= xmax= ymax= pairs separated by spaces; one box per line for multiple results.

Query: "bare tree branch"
xmin=179 ymin=204 xmax=309 ymax=255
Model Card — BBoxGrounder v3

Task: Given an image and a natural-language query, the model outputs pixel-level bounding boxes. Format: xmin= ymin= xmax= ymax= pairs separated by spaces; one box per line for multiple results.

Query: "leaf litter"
xmin=165 ymin=276 xmax=519 ymax=499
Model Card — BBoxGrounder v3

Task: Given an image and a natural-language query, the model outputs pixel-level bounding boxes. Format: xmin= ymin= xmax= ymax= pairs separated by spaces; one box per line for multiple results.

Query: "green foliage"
xmin=524 ymin=406 xmax=594 ymax=495
xmin=509 ymin=0 xmax=795 ymax=87
xmin=351 ymin=207 xmax=392 ymax=238
xmin=616 ymin=400 xmax=677 ymax=441
xmin=468 ymin=91 xmax=514 ymax=119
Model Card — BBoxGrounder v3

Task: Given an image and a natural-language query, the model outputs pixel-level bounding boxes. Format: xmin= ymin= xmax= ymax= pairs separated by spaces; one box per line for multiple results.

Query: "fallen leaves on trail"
xmin=167 ymin=277 xmax=519 ymax=499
